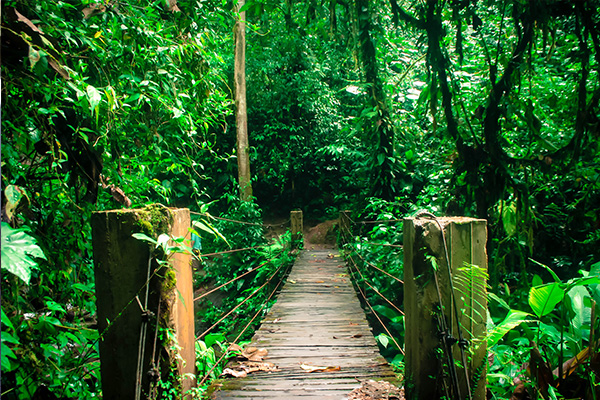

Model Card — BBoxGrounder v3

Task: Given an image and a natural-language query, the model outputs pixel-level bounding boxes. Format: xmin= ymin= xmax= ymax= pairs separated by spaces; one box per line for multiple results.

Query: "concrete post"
xmin=290 ymin=210 xmax=303 ymax=249
xmin=404 ymin=216 xmax=488 ymax=400
xmin=92 ymin=205 xmax=195 ymax=399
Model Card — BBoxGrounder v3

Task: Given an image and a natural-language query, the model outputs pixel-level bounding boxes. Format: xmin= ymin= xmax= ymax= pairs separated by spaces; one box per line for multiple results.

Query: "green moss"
xmin=162 ymin=268 xmax=177 ymax=292
xmin=133 ymin=204 xmax=173 ymax=238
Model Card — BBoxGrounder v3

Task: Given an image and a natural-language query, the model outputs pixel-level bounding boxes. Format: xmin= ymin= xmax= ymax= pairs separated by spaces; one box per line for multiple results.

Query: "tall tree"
xmin=356 ymin=0 xmax=396 ymax=200
xmin=235 ymin=0 xmax=253 ymax=201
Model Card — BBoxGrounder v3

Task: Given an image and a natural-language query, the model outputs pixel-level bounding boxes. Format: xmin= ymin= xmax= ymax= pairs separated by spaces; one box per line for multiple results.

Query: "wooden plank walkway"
xmin=210 ymin=249 xmax=399 ymax=399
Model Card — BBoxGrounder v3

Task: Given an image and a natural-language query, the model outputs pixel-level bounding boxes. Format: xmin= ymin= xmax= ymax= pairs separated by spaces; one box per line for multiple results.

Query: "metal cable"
xmin=196 ymin=245 xmax=266 ymax=258
xmin=197 ymin=260 xmax=292 ymax=387
xmin=348 ymin=253 xmax=404 ymax=316
xmin=134 ymin=255 xmax=153 ymax=400
xmin=349 ymin=245 xmax=404 ymax=284
xmin=189 ymin=211 xmax=291 ymax=229
xmin=347 ymin=256 xmax=405 ymax=355
xmin=354 ymin=219 xmax=403 ymax=224
xmin=193 ymin=250 xmax=285 ymax=302
xmin=360 ymin=241 xmax=403 ymax=249
xmin=195 ymin=259 xmax=285 ymax=340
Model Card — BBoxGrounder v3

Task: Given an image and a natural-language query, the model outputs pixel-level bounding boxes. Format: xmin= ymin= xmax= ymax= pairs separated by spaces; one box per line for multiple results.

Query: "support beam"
xmin=92 ymin=205 xmax=195 ymax=399
xmin=290 ymin=210 xmax=303 ymax=249
xmin=403 ymin=216 xmax=488 ymax=400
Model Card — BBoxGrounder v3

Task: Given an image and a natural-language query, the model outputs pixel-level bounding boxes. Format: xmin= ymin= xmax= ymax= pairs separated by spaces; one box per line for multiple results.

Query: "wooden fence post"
xmin=403 ymin=216 xmax=488 ymax=400
xmin=290 ymin=210 xmax=303 ymax=249
xmin=91 ymin=205 xmax=195 ymax=399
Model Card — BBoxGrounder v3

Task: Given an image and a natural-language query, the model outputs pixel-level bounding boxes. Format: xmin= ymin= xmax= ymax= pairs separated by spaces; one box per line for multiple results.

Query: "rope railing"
xmin=347 ymin=253 xmax=404 ymax=316
xmin=359 ymin=242 xmax=403 ymax=249
xmin=346 ymin=255 xmax=405 ymax=355
xmin=195 ymin=258 xmax=287 ymax=340
xmin=197 ymin=260 xmax=292 ymax=387
xmin=189 ymin=210 xmax=291 ymax=229
xmin=195 ymin=245 xmax=267 ymax=259
xmin=353 ymin=219 xmax=403 ymax=225
xmin=352 ymin=247 xmax=404 ymax=284
xmin=193 ymin=253 xmax=283 ymax=302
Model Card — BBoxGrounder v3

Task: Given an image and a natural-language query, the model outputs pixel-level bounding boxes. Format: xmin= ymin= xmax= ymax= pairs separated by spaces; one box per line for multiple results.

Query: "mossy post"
xmin=403 ymin=216 xmax=488 ymax=400
xmin=290 ymin=210 xmax=303 ymax=249
xmin=91 ymin=205 xmax=195 ymax=400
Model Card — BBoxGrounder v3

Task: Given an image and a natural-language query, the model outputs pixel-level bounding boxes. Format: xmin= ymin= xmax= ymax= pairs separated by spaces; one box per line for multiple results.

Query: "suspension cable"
xmin=359 ymin=242 xmax=403 ymax=249
xmin=348 ymin=245 xmax=404 ymax=284
xmin=193 ymin=250 xmax=285 ymax=302
xmin=189 ymin=211 xmax=291 ymax=229
xmin=197 ymin=261 xmax=292 ymax=387
xmin=354 ymin=219 xmax=403 ymax=225
xmin=196 ymin=257 xmax=286 ymax=340
xmin=189 ymin=211 xmax=265 ymax=226
xmin=196 ymin=245 xmax=266 ymax=258
xmin=348 ymin=254 xmax=404 ymax=316
xmin=347 ymin=257 xmax=405 ymax=355
xmin=134 ymin=255 xmax=153 ymax=400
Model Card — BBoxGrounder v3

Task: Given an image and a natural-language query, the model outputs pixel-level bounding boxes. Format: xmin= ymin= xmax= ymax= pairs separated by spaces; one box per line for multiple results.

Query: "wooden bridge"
xmin=210 ymin=248 xmax=400 ymax=399
xmin=92 ymin=208 xmax=488 ymax=400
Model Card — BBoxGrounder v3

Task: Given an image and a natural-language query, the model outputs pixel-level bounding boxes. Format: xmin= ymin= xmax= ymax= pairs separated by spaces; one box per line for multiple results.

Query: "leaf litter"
xmin=347 ymin=380 xmax=404 ymax=400
xmin=221 ymin=344 xmax=278 ymax=378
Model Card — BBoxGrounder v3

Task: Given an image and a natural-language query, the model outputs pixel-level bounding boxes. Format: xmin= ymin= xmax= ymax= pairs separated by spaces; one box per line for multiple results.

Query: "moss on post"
xmin=92 ymin=205 xmax=194 ymax=400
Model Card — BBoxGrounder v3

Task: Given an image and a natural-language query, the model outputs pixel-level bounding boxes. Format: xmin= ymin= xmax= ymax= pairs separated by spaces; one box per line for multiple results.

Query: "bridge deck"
xmin=210 ymin=249 xmax=399 ymax=399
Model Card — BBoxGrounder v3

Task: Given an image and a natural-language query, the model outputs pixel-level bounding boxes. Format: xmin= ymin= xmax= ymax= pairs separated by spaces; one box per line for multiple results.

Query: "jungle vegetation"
xmin=1 ymin=0 xmax=599 ymax=398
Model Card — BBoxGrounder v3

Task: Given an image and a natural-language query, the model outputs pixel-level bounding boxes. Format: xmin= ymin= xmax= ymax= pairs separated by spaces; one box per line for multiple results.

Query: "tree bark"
xmin=234 ymin=0 xmax=252 ymax=201
xmin=356 ymin=0 xmax=395 ymax=200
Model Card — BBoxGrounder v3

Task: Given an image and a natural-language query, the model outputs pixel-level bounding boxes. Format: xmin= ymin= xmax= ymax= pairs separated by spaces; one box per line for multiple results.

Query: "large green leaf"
xmin=529 ymin=282 xmax=564 ymax=318
xmin=487 ymin=309 xmax=531 ymax=348
xmin=1 ymin=222 xmax=46 ymax=284
xmin=566 ymin=285 xmax=591 ymax=332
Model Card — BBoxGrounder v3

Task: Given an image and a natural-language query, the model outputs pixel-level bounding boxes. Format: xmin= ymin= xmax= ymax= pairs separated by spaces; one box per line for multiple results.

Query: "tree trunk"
xmin=234 ymin=0 xmax=252 ymax=201
xmin=356 ymin=0 xmax=395 ymax=200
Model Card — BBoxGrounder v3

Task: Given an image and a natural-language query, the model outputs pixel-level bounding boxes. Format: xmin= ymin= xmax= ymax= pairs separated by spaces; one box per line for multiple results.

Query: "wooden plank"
xmin=209 ymin=249 xmax=399 ymax=399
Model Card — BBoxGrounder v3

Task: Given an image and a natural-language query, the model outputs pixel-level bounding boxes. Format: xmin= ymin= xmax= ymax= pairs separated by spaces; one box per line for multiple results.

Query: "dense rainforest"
xmin=1 ymin=0 xmax=599 ymax=399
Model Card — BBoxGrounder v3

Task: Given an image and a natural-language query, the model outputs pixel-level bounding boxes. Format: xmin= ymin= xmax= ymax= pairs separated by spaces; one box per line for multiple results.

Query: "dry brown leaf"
xmin=227 ymin=343 xmax=243 ymax=352
xmin=15 ymin=9 xmax=43 ymax=33
xmin=48 ymin=59 xmax=69 ymax=80
xmin=554 ymin=345 xmax=590 ymax=380
xmin=221 ymin=361 xmax=278 ymax=378
xmin=347 ymin=379 xmax=404 ymax=400
xmin=82 ymin=3 xmax=106 ymax=19
xmin=167 ymin=0 xmax=180 ymax=12
xmin=300 ymin=363 xmax=341 ymax=373
xmin=241 ymin=347 xmax=268 ymax=362
xmin=221 ymin=368 xmax=247 ymax=378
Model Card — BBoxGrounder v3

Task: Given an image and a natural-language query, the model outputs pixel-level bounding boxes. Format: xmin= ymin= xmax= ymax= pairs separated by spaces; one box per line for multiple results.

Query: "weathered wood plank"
xmin=209 ymin=249 xmax=399 ymax=400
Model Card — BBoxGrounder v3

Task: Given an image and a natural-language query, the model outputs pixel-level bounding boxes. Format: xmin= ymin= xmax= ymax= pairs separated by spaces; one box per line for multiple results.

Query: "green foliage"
xmin=2 ymin=0 xmax=600 ymax=398
xmin=1 ymin=222 xmax=46 ymax=284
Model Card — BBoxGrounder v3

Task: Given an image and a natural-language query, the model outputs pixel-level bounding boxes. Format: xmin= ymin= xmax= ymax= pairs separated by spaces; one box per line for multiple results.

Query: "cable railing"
xmin=187 ymin=211 xmax=295 ymax=389
xmin=338 ymin=211 xmax=406 ymax=356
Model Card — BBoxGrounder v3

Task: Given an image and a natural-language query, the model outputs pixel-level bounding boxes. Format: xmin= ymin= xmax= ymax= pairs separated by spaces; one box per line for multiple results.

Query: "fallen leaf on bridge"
xmin=300 ymin=363 xmax=341 ymax=373
xmin=221 ymin=361 xmax=278 ymax=378
xmin=333 ymin=334 xmax=363 ymax=339
xmin=241 ymin=347 xmax=268 ymax=362
xmin=228 ymin=344 xmax=269 ymax=362
xmin=347 ymin=379 xmax=404 ymax=400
